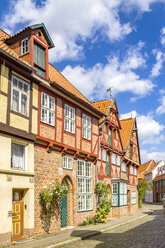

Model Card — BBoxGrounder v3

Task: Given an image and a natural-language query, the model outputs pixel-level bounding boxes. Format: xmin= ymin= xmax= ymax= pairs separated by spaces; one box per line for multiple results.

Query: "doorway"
xmin=12 ymin=190 xmax=24 ymax=241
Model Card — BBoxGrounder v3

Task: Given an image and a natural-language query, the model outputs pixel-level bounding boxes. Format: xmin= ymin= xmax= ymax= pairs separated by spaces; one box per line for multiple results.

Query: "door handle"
xmin=12 ymin=213 xmax=17 ymax=216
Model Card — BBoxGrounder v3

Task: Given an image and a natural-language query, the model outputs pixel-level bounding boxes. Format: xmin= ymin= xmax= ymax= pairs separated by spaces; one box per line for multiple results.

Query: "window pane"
xmin=12 ymin=89 xmax=19 ymax=112
xmin=112 ymin=195 xmax=118 ymax=206
xmin=12 ymin=143 xmax=25 ymax=169
xmin=21 ymin=93 xmax=27 ymax=114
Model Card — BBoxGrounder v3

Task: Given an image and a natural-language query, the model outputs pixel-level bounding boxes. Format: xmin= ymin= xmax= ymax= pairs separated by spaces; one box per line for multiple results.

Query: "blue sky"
xmin=1 ymin=0 xmax=165 ymax=163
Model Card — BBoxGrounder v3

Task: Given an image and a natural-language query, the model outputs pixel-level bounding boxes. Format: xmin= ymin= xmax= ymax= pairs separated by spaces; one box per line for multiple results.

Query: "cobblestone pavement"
xmin=64 ymin=206 xmax=165 ymax=248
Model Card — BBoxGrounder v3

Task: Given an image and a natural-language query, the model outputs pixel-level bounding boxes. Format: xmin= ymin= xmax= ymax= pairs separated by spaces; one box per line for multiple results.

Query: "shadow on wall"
xmin=70 ymin=209 xmax=164 ymax=248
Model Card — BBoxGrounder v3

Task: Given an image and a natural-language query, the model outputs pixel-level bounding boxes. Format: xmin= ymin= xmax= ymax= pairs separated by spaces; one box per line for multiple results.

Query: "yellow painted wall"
xmin=32 ymin=109 xmax=38 ymax=134
xmin=32 ymin=83 xmax=38 ymax=108
xmin=1 ymin=64 xmax=9 ymax=94
xmin=0 ymin=134 xmax=34 ymax=235
xmin=0 ymin=94 xmax=7 ymax=124
xmin=10 ymin=113 xmax=29 ymax=132
xmin=0 ymin=174 xmax=34 ymax=235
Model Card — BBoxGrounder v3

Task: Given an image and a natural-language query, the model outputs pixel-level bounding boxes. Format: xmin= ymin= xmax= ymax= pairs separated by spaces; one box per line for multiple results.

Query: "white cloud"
xmin=62 ymin=42 xmax=154 ymax=100
xmin=156 ymin=95 xmax=165 ymax=114
xmin=151 ymin=49 xmax=165 ymax=77
xmin=1 ymin=0 xmax=132 ymax=62
xmin=120 ymin=111 xmax=165 ymax=145
xmin=124 ymin=0 xmax=165 ymax=12
xmin=160 ymin=26 xmax=165 ymax=46
xmin=141 ymin=149 xmax=165 ymax=163
xmin=3 ymin=0 xmax=165 ymax=62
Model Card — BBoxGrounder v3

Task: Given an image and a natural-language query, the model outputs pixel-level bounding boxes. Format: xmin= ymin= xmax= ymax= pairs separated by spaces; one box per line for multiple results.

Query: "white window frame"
xmin=21 ymin=38 xmax=29 ymax=56
xmin=63 ymin=156 xmax=73 ymax=170
xmin=131 ymin=191 xmax=137 ymax=205
xmin=64 ymin=104 xmax=75 ymax=134
xmin=121 ymin=161 xmax=126 ymax=172
xmin=112 ymin=182 xmax=127 ymax=207
xmin=82 ymin=114 xmax=91 ymax=140
xmin=102 ymin=148 xmax=106 ymax=162
xmin=77 ymin=160 xmax=92 ymax=211
xmin=134 ymin=167 xmax=137 ymax=176
xmin=11 ymin=75 xmax=29 ymax=116
xmin=40 ymin=92 xmax=55 ymax=126
xmin=11 ymin=142 xmax=28 ymax=171
xmin=130 ymin=165 xmax=133 ymax=175
xmin=111 ymin=153 xmax=116 ymax=165
xmin=117 ymin=155 xmax=121 ymax=166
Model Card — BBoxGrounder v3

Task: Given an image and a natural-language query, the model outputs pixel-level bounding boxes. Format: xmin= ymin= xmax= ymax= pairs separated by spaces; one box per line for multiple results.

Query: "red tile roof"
xmin=120 ymin=118 xmax=134 ymax=150
xmin=138 ymin=160 xmax=155 ymax=175
xmin=92 ymin=100 xmax=112 ymax=115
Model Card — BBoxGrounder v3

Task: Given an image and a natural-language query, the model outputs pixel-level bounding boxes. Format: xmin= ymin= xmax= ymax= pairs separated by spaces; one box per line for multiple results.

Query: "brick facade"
xmin=34 ymin=145 xmax=97 ymax=234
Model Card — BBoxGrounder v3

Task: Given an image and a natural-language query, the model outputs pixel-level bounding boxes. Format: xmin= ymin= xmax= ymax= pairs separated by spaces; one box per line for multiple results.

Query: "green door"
xmin=60 ymin=194 xmax=67 ymax=227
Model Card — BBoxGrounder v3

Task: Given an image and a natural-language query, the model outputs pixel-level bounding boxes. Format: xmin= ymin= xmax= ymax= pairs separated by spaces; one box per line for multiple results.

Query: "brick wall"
xmin=34 ymin=146 xmax=97 ymax=235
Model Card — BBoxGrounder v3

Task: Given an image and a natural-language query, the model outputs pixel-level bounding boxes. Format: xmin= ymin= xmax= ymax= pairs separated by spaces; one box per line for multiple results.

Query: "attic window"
xmin=33 ymin=42 xmax=45 ymax=78
xmin=21 ymin=38 xmax=29 ymax=56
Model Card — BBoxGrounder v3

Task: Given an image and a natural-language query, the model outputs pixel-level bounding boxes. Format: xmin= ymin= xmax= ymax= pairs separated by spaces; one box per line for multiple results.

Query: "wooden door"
xmin=61 ymin=194 xmax=67 ymax=227
xmin=12 ymin=191 xmax=23 ymax=241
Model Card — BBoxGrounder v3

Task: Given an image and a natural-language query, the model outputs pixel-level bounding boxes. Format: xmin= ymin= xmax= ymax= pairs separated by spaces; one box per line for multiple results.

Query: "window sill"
xmin=10 ymin=109 xmax=29 ymax=119
xmin=20 ymin=51 xmax=29 ymax=57
xmin=77 ymin=209 xmax=93 ymax=213
xmin=40 ymin=120 xmax=55 ymax=128
xmin=64 ymin=130 xmax=75 ymax=136
xmin=11 ymin=167 xmax=26 ymax=172
xmin=63 ymin=167 xmax=73 ymax=171
xmin=82 ymin=137 xmax=91 ymax=142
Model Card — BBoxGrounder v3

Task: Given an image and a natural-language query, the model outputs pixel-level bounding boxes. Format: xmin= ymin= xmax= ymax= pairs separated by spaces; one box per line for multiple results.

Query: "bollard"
xmin=162 ymin=198 xmax=165 ymax=214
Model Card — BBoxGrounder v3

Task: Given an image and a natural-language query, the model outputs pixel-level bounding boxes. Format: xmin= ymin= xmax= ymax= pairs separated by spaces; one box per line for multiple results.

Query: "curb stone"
xmin=46 ymin=211 xmax=153 ymax=248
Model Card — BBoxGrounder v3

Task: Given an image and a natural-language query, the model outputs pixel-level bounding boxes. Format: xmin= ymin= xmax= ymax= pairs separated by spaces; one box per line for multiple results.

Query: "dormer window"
xmin=34 ymin=42 xmax=45 ymax=78
xmin=21 ymin=38 xmax=29 ymax=56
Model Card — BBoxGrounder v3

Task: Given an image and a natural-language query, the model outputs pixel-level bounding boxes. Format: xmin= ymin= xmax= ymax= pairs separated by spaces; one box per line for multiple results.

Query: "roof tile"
xmin=120 ymin=118 xmax=134 ymax=150
xmin=92 ymin=100 xmax=112 ymax=115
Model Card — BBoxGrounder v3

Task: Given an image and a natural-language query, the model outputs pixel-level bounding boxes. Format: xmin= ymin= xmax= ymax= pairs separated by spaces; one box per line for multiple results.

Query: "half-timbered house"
xmin=120 ymin=118 xmax=141 ymax=213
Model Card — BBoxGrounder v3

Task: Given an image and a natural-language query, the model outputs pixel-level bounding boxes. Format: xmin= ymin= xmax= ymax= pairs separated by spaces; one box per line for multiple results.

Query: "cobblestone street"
xmin=63 ymin=205 xmax=165 ymax=248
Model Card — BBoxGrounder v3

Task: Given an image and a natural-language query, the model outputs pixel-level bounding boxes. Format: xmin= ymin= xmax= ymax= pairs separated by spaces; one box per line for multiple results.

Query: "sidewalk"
xmin=6 ymin=204 xmax=160 ymax=248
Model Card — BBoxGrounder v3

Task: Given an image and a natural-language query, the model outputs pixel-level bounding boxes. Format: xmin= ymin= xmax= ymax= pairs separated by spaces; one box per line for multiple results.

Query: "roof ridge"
xmin=120 ymin=117 xmax=135 ymax=121
xmin=92 ymin=99 xmax=112 ymax=103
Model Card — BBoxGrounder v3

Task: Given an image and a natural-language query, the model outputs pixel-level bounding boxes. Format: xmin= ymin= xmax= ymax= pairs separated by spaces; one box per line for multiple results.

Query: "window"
xmin=134 ymin=167 xmax=137 ymax=176
xmin=126 ymin=166 xmax=128 ymax=177
xmin=131 ymin=191 xmax=137 ymax=204
xmin=111 ymin=153 xmax=116 ymax=165
xmin=107 ymin=152 xmax=110 ymax=176
xmin=21 ymin=38 xmax=29 ymax=55
xmin=63 ymin=156 xmax=73 ymax=170
xmin=82 ymin=114 xmax=91 ymax=140
xmin=34 ymin=42 xmax=45 ymax=78
xmin=130 ymin=165 xmax=133 ymax=175
xmin=41 ymin=92 xmax=55 ymax=126
xmin=102 ymin=149 xmax=106 ymax=162
xmin=117 ymin=155 xmax=121 ymax=166
xmin=112 ymin=182 xmax=127 ymax=207
xmin=109 ymin=128 xmax=111 ymax=145
xmin=112 ymin=183 xmax=118 ymax=206
xmin=122 ymin=161 xmax=126 ymax=172
xmin=77 ymin=161 xmax=92 ymax=211
xmin=64 ymin=104 xmax=75 ymax=134
xmin=11 ymin=143 xmax=27 ymax=170
xmin=12 ymin=75 xmax=29 ymax=115
xmin=113 ymin=129 xmax=116 ymax=139
xmin=120 ymin=183 xmax=127 ymax=206
xmin=129 ymin=144 xmax=133 ymax=159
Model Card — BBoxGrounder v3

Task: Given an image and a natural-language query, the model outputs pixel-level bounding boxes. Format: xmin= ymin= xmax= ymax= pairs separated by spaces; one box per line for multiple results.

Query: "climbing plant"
xmin=95 ymin=182 xmax=111 ymax=223
xmin=138 ymin=178 xmax=153 ymax=208
xmin=40 ymin=179 xmax=68 ymax=233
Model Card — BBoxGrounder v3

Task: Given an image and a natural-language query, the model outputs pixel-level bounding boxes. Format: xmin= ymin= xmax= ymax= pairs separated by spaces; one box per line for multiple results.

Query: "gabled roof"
xmin=120 ymin=118 xmax=135 ymax=150
xmin=138 ymin=160 xmax=155 ymax=175
xmin=0 ymin=29 xmax=31 ymax=67
xmin=92 ymin=99 xmax=112 ymax=115
xmin=5 ymin=23 xmax=54 ymax=48
xmin=144 ymin=161 xmax=160 ymax=175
